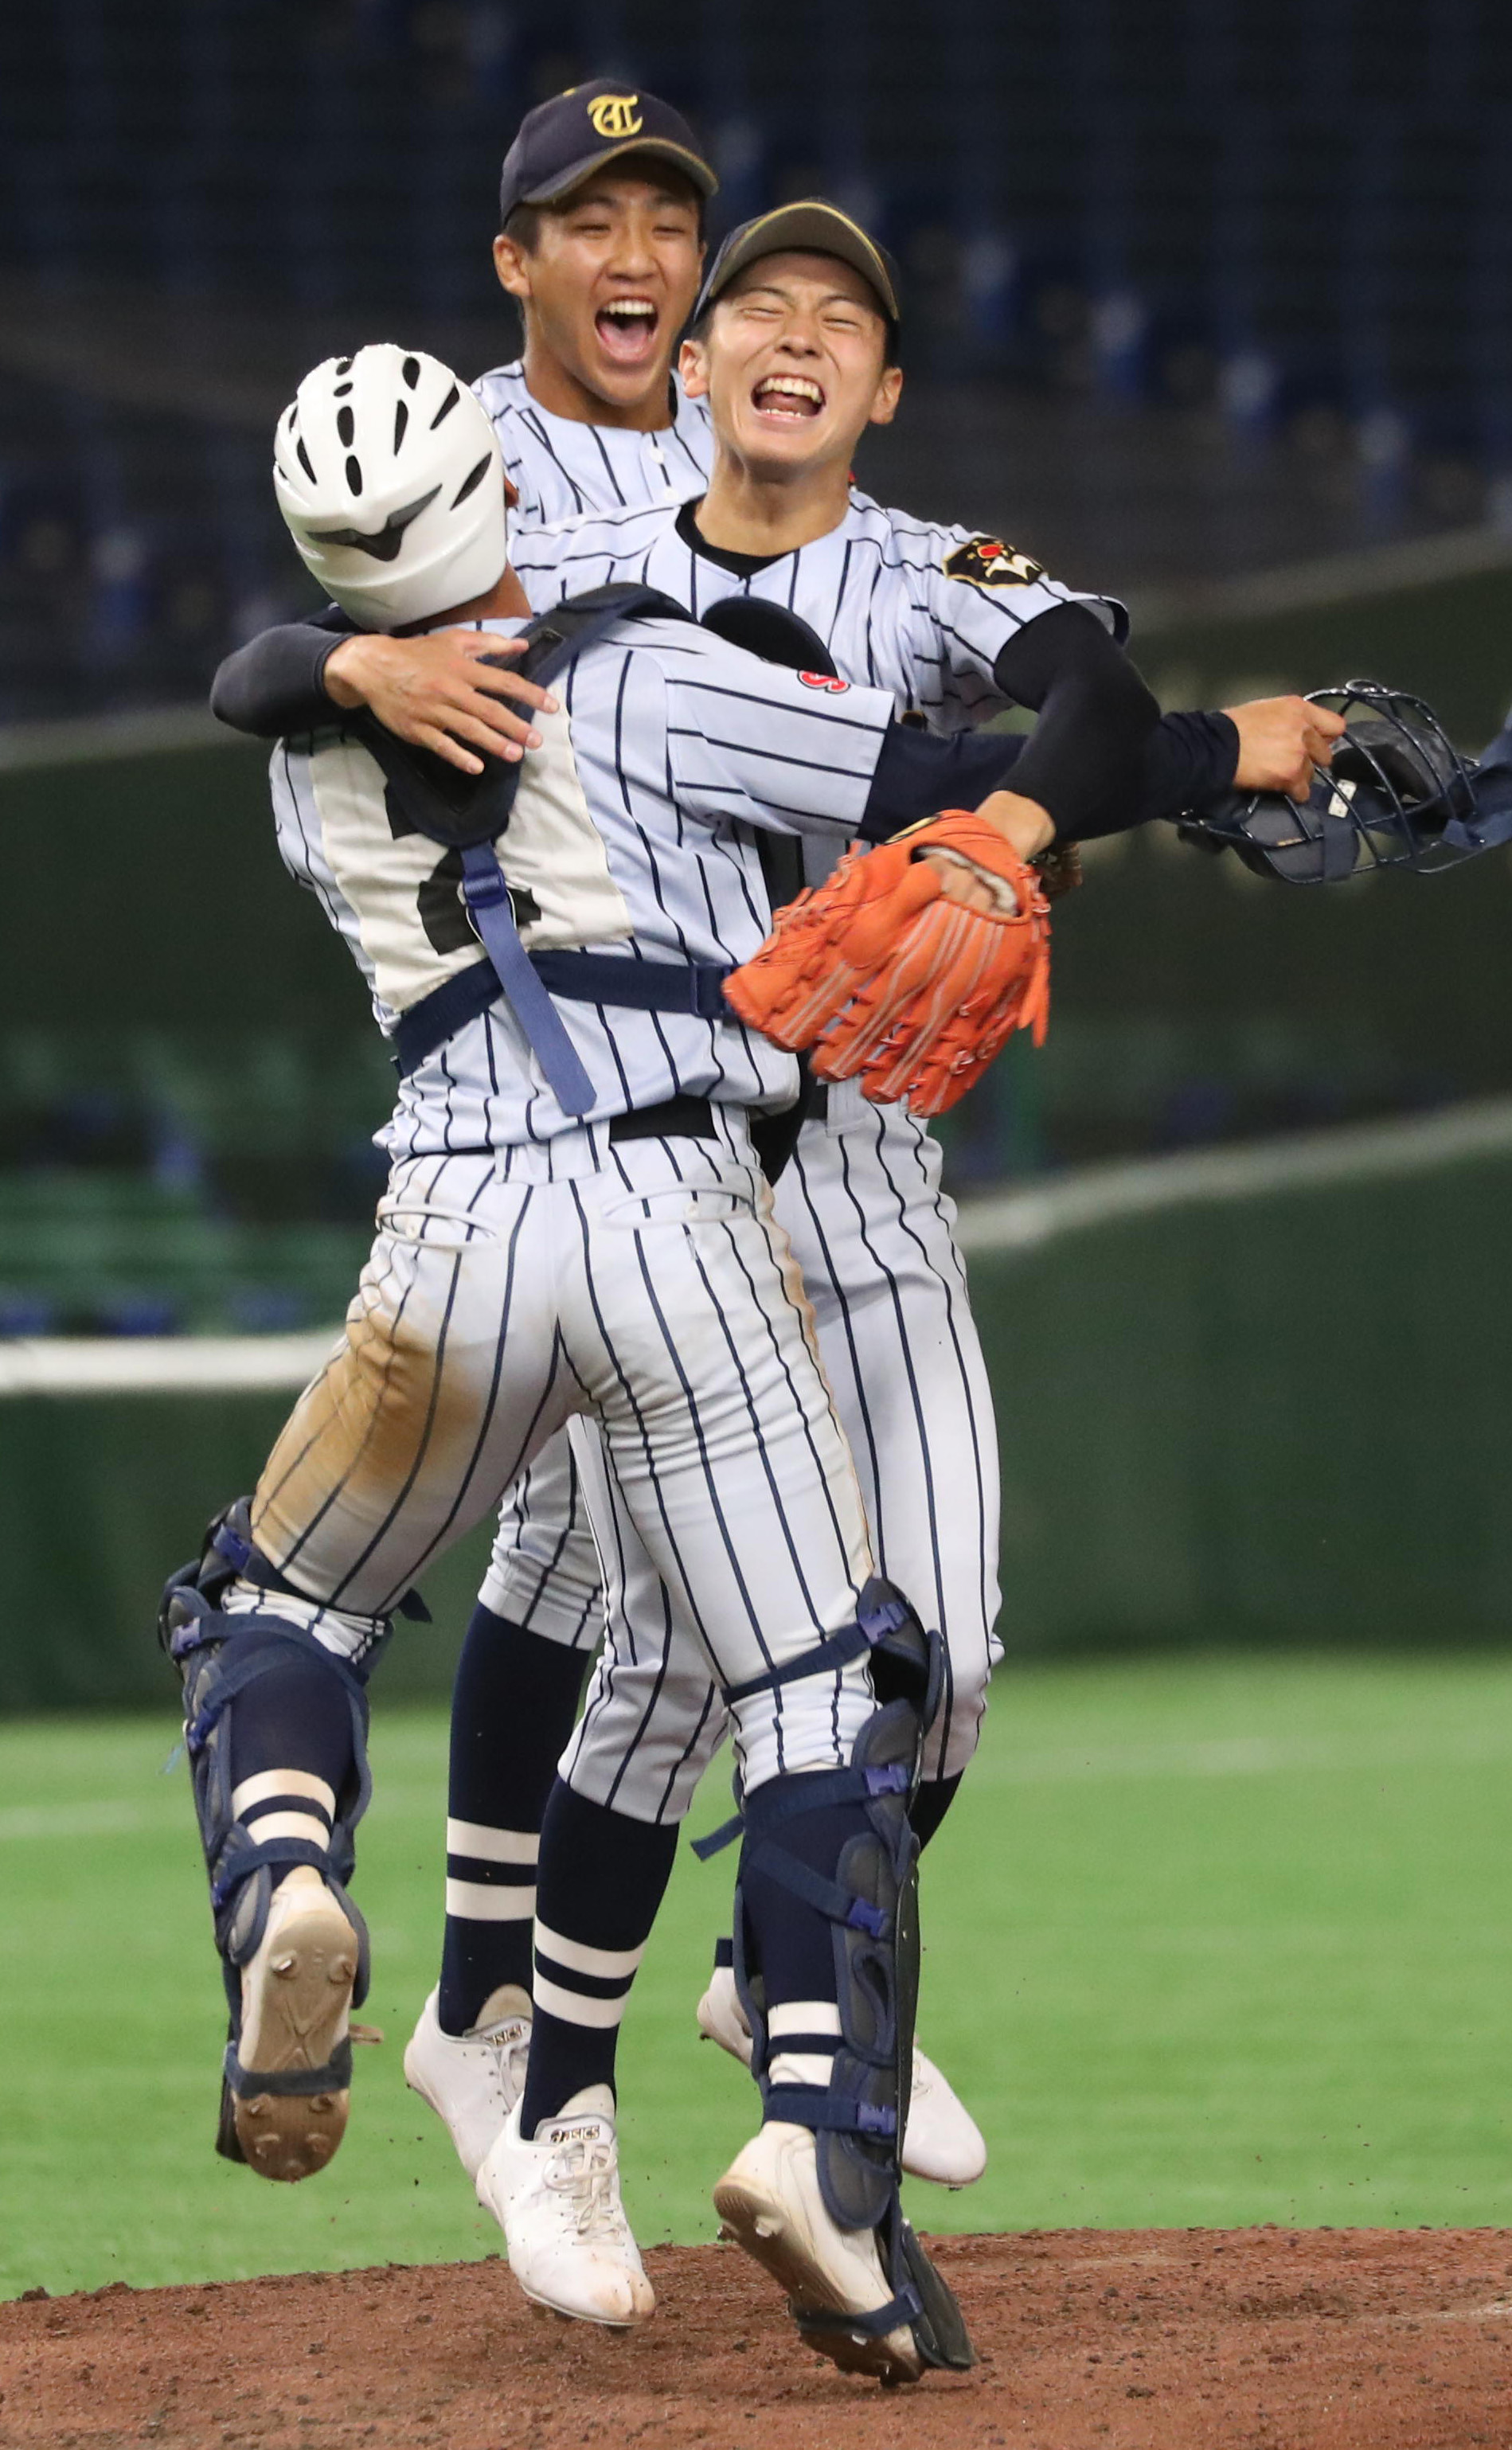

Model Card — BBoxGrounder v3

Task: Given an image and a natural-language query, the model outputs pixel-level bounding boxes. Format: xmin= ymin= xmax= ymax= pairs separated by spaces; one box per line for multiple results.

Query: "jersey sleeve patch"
xmin=943 ymin=535 xmax=1047 ymax=590
xmin=798 ymin=670 xmax=850 ymax=693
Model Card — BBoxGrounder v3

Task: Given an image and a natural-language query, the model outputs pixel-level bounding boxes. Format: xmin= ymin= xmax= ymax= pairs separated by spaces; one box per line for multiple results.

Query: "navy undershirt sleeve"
xmin=209 ymin=606 xmax=355 ymax=737
xmin=859 ymin=705 xmax=1240 ymax=843
xmin=987 ymin=600 xmax=1161 ymax=830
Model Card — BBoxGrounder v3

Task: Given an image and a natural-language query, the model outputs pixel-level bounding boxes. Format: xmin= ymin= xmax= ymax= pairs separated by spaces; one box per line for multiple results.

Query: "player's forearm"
xmin=858 ymin=704 xmax=1238 ymax=848
xmin=210 ymin=616 xmax=354 ymax=738
xmin=1070 ymin=709 xmax=1240 ymax=840
xmin=990 ymin=601 xmax=1161 ymax=830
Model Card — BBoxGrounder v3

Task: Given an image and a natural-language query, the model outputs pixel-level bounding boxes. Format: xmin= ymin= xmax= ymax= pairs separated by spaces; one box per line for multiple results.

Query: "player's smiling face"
xmin=493 ymin=166 xmax=704 ymax=415
xmin=681 ymin=252 xmax=902 ymax=478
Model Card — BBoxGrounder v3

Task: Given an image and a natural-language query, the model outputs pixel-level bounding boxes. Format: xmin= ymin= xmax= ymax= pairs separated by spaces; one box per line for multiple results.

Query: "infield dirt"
xmin=3 ymin=2227 xmax=1510 ymax=2449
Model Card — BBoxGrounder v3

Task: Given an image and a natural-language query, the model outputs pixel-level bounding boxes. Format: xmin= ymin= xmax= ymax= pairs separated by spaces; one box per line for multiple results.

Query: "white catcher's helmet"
xmin=272 ymin=344 xmax=508 ymax=631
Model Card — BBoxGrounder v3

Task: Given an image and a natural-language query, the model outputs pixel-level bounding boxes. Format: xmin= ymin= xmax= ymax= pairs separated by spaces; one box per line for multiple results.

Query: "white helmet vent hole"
xmin=334 ymin=357 xmax=354 ymax=376
xmin=430 ymin=384 xmax=459 ymax=430
xmin=393 ymin=401 xmax=409 ymax=451
xmin=345 ymin=454 xmax=363 ymax=494
xmin=337 ymin=407 xmax=355 ymax=447
xmin=451 ymin=453 xmax=491 ymax=509
xmin=295 ymin=439 xmax=317 ymax=484
xmin=401 ymin=356 xmax=420 ymax=389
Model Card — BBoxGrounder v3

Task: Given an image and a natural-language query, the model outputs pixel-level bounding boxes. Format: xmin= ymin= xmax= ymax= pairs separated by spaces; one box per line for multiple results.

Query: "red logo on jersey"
xmin=798 ymin=671 xmax=850 ymax=693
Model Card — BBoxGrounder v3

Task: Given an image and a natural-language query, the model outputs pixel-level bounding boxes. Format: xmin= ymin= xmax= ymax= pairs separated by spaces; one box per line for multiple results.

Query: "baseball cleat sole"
xmin=713 ymin=2167 xmax=923 ymax=2386
xmin=232 ymin=1897 xmax=357 ymax=2182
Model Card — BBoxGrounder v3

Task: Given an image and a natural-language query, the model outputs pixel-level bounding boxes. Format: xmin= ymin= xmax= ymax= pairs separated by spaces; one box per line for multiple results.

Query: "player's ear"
xmin=868 ymin=365 xmax=904 ymax=429
xmin=679 ymin=335 xmax=710 ymax=401
xmin=493 ymin=232 xmax=532 ymax=305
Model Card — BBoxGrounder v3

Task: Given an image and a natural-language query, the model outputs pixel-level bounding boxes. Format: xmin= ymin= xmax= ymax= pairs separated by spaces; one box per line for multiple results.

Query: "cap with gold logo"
xmin=498 ymin=78 xmax=718 ymax=225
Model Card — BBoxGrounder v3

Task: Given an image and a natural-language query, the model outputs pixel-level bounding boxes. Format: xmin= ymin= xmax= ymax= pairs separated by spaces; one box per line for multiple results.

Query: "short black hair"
xmin=686 ymin=285 xmax=900 ymax=369
xmin=503 ymin=201 xmax=543 ymax=254
xmin=500 ymin=160 xmax=707 ymax=255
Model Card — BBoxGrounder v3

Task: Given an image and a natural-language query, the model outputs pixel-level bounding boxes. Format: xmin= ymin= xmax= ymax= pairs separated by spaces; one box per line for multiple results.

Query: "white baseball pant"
xmin=479 ymin=1084 xmax=1002 ymax=1817
xmin=250 ymin=1119 xmax=877 ymax=1796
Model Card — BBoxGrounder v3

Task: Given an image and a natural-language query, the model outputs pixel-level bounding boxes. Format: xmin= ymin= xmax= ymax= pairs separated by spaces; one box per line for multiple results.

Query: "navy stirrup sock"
xmin=518 ymin=1781 xmax=679 ymax=2133
xmin=438 ymin=1606 xmax=590 ymax=2034
xmin=225 ymin=1649 xmax=356 ymax=1889
xmin=739 ymin=1795 xmax=861 ymax=2008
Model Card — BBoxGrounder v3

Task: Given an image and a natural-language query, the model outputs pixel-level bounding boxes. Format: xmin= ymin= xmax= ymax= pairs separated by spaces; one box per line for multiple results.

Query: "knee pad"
xmin=724 ymin=1578 xmax=973 ymax=2374
xmin=158 ymin=1500 xmax=381 ymax=2013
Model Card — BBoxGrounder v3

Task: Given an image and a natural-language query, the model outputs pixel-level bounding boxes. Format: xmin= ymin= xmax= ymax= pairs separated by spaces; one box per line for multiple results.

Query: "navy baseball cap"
xmin=694 ymin=201 xmax=902 ymax=328
xmin=498 ymin=80 xmax=718 ymax=225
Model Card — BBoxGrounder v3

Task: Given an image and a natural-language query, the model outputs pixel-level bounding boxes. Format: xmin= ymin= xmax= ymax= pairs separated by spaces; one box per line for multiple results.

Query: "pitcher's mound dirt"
xmin=4 ymin=2228 xmax=1510 ymax=2450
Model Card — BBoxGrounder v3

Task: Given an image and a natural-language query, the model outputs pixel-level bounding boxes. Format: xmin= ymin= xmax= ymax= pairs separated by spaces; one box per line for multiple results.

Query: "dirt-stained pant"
xmin=251 ymin=1116 xmax=876 ymax=1797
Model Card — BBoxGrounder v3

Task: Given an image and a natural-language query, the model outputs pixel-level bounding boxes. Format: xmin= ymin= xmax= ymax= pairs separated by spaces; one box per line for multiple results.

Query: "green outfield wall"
xmin=6 ymin=537 xmax=1512 ymax=1705
xmin=4 ymin=1107 xmax=1509 ymax=1714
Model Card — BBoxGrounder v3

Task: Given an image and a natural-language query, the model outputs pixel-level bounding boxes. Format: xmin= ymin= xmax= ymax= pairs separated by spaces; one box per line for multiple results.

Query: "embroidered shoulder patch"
xmin=944 ymin=536 xmax=1046 ymax=590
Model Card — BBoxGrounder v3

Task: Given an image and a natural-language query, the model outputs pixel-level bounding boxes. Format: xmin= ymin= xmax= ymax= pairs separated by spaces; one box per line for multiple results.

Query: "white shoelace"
xmin=543 ymin=2132 xmax=626 ymax=2239
xmin=464 ymin=2018 xmax=531 ymax=2111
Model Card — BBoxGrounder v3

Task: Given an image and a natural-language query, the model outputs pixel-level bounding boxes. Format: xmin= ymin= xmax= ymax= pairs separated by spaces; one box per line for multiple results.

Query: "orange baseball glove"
xmin=724 ymin=810 xmax=1052 ymax=1118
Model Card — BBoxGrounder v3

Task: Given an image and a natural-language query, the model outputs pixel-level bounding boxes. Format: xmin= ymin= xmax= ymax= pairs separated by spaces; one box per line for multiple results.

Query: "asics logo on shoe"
xmin=547 ymin=2118 xmax=607 ymax=2147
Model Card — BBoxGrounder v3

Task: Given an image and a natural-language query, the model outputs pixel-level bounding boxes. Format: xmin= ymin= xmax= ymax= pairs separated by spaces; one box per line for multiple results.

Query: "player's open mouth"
xmin=595 ymin=299 xmax=659 ymax=364
xmin=752 ymin=375 xmax=825 ymax=420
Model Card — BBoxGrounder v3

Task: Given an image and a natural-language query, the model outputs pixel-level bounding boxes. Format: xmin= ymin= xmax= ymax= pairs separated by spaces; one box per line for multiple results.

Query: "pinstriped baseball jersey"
xmin=465 ymin=483 xmax=1055 ymax=1810
xmin=509 ymin=490 xmax=1125 ymax=732
xmin=268 ymin=615 xmax=893 ymax=1154
xmin=472 ymin=361 xmax=712 ymax=525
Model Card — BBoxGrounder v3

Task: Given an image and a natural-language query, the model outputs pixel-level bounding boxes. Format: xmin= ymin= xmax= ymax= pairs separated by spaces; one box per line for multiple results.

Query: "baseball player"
xmin=182 ymin=340 xmax=1182 ymax=2378
xmin=213 ymin=179 xmax=1340 ymax=2233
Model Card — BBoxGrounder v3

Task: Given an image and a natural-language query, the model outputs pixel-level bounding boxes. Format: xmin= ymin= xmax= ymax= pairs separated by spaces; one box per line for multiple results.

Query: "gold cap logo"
xmin=588 ymin=92 xmax=643 ymax=139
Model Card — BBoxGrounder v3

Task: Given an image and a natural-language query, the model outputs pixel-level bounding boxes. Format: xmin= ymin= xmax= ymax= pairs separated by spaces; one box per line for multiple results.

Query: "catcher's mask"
xmin=1182 ymin=681 xmax=1480 ymax=883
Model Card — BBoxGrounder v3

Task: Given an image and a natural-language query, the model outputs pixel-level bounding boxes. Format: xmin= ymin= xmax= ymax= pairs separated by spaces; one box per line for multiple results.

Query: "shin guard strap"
xmin=721 ymin=1591 xmax=912 ymax=1710
xmin=209 ymin=1515 xmax=429 ymax=1627
xmin=209 ymin=1832 xmax=331 ymax=1912
xmin=225 ymin=2038 xmax=354 ymax=2099
xmin=743 ymin=1838 xmax=888 ymax=1937
xmin=794 ymin=2284 xmax=924 ymax=2343
xmin=764 ymin=2085 xmax=897 ymax=2139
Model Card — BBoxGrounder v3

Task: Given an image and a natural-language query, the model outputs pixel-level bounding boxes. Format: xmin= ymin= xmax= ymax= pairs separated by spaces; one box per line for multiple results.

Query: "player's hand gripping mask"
xmin=1177 ymin=682 xmax=1508 ymax=882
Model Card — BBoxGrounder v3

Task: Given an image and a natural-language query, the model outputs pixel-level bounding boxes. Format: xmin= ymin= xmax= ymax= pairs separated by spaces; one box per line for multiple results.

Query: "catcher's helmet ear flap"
xmin=272 ymin=345 xmax=509 ymax=632
xmin=1180 ymin=681 xmax=1479 ymax=882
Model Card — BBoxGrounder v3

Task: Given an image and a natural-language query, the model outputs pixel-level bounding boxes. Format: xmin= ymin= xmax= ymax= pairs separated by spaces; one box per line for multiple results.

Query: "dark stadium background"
xmin=2 ymin=2 xmax=1511 ymax=1693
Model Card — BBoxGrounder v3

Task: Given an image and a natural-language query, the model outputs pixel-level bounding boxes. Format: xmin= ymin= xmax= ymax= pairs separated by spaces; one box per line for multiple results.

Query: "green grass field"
xmin=3 ymin=1650 xmax=1511 ymax=2300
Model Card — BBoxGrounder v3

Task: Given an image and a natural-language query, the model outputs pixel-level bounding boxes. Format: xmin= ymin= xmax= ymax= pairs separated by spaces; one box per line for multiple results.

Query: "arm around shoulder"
xmin=209 ymin=609 xmax=354 ymax=737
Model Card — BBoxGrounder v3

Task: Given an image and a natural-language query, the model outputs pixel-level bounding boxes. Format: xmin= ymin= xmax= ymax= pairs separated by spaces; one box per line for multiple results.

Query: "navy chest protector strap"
xmin=357 ymin=584 xmax=695 ymax=1115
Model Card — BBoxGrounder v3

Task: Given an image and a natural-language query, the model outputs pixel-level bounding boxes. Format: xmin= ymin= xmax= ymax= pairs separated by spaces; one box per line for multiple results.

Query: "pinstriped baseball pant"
xmin=480 ymin=1085 xmax=1003 ymax=1816
xmin=248 ymin=1116 xmax=876 ymax=1797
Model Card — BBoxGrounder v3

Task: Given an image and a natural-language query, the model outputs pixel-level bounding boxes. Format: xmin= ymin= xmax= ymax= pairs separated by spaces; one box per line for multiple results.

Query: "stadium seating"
xmin=0 ymin=1 xmax=1506 ymax=721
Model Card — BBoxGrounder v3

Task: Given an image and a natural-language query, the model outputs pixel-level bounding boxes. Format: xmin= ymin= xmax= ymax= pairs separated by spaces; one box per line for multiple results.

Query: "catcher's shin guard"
xmin=725 ymin=1580 xmax=975 ymax=2377
xmin=158 ymin=1500 xmax=385 ymax=2167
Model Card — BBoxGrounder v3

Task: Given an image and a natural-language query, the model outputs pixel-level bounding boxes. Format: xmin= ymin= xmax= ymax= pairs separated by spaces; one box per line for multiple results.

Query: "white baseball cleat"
xmin=903 ymin=2046 xmax=988 ymax=2189
xmin=232 ymin=1866 xmax=359 ymax=2182
xmin=475 ymin=2085 xmax=654 ymax=2328
xmin=403 ymin=1983 xmax=532 ymax=2180
xmin=713 ymin=2120 xmax=923 ymax=2386
xmin=697 ymin=1961 xmax=987 ymax=2189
